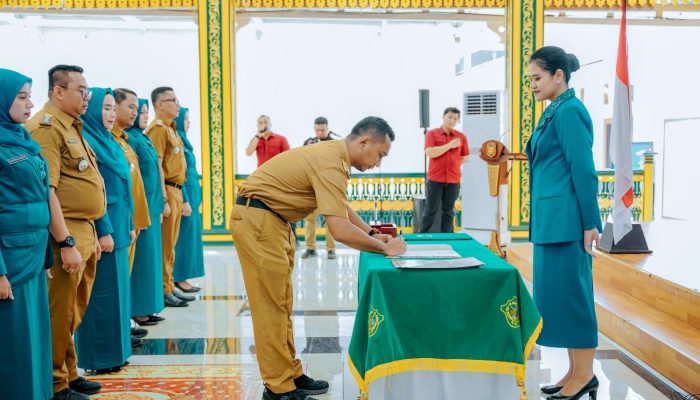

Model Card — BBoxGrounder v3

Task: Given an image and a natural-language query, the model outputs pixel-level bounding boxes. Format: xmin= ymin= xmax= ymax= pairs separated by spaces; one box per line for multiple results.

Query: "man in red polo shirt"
xmin=420 ymin=107 xmax=469 ymax=233
xmin=245 ymin=115 xmax=290 ymax=167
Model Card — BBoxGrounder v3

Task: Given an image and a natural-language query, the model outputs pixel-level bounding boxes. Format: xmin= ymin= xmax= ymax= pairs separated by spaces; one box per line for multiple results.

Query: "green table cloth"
xmin=348 ymin=234 xmax=541 ymax=400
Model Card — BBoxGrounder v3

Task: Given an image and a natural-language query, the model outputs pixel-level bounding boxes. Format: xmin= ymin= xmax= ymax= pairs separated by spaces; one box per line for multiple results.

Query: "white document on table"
xmin=388 ymin=244 xmax=462 ymax=259
xmin=391 ymin=257 xmax=484 ymax=270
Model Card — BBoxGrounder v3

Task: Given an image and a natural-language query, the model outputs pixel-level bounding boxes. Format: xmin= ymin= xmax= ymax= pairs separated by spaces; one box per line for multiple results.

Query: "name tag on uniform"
xmin=7 ymin=155 xmax=28 ymax=165
xmin=67 ymin=138 xmax=78 ymax=144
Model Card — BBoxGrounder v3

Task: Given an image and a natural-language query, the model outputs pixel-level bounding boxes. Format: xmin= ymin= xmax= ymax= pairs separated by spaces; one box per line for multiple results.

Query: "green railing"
xmin=234 ymin=152 xmax=654 ymax=235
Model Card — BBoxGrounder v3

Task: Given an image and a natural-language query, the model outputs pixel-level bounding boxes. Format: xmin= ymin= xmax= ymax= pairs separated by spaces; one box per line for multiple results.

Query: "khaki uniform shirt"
xmin=238 ymin=140 xmax=351 ymax=222
xmin=112 ymin=128 xmax=151 ymax=231
xmin=26 ymin=103 xmax=106 ymax=221
xmin=146 ymin=115 xmax=186 ymax=185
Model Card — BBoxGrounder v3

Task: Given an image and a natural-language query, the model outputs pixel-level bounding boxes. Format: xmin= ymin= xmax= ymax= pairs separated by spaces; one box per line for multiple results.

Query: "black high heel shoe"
xmin=547 ymin=376 xmax=598 ymax=400
xmin=541 ymin=385 xmax=564 ymax=395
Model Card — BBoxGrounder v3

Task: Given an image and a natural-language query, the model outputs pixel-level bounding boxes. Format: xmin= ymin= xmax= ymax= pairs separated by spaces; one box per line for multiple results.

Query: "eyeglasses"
xmin=57 ymin=85 xmax=92 ymax=101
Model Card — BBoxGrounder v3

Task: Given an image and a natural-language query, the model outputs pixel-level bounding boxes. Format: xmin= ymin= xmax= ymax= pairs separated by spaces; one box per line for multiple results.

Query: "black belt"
xmin=236 ymin=197 xmax=288 ymax=223
xmin=165 ymin=181 xmax=183 ymax=190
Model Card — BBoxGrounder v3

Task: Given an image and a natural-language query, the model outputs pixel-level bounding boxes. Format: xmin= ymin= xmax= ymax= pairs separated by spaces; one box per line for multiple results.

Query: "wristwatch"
xmin=368 ymin=228 xmax=381 ymax=237
xmin=58 ymin=235 xmax=76 ymax=249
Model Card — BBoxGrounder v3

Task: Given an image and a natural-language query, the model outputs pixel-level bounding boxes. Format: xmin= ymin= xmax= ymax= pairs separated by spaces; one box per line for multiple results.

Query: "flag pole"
xmin=598 ymin=0 xmax=651 ymax=254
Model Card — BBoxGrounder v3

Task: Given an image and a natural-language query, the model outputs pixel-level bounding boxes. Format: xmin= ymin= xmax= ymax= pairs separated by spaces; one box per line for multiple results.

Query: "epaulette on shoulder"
xmin=39 ymin=113 xmax=53 ymax=127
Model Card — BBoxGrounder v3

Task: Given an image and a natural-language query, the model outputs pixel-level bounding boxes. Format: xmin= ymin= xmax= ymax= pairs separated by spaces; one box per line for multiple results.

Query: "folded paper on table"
xmin=391 ymin=257 xmax=484 ymax=269
xmin=388 ymin=244 xmax=462 ymax=259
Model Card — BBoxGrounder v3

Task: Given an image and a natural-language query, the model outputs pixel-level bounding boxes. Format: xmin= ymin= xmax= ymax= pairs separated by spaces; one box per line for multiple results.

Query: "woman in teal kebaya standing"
xmin=75 ymin=88 xmax=135 ymax=373
xmin=127 ymin=99 xmax=166 ymax=325
xmin=0 ymin=68 xmax=53 ymax=400
xmin=173 ymin=107 xmax=205 ymax=292
xmin=527 ymin=47 xmax=603 ymax=400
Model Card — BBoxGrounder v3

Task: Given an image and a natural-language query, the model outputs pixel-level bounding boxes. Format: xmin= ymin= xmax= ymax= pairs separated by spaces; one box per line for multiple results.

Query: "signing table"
xmin=348 ymin=233 xmax=542 ymax=400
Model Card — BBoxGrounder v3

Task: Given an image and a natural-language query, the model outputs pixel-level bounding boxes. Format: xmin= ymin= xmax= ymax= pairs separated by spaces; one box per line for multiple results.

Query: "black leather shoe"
xmin=327 ymin=250 xmax=337 ymax=260
xmin=263 ymin=388 xmax=317 ymax=400
xmin=541 ymin=384 xmax=564 ymax=394
xmin=69 ymin=377 xmax=102 ymax=395
xmin=131 ymin=327 xmax=148 ymax=338
xmin=294 ymin=374 xmax=329 ymax=395
xmin=148 ymin=314 xmax=165 ymax=322
xmin=95 ymin=368 xmax=112 ymax=374
xmin=301 ymin=249 xmax=317 ymax=259
xmin=173 ymin=289 xmax=195 ymax=302
xmin=547 ymin=376 xmax=598 ymax=400
xmin=132 ymin=316 xmax=157 ymax=326
xmin=175 ymin=282 xmax=201 ymax=293
xmin=52 ymin=388 xmax=90 ymax=400
xmin=164 ymin=294 xmax=189 ymax=307
xmin=131 ymin=336 xmax=143 ymax=348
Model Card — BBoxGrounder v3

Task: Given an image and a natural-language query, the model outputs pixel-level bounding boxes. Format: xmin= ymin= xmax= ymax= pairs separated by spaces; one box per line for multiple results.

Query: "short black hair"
xmin=530 ymin=46 xmax=581 ymax=84
xmin=314 ymin=116 xmax=328 ymax=125
xmin=48 ymin=65 xmax=84 ymax=92
xmin=443 ymin=107 xmax=461 ymax=116
xmin=113 ymin=88 xmax=138 ymax=104
xmin=348 ymin=116 xmax=395 ymax=142
xmin=151 ymin=86 xmax=174 ymax=104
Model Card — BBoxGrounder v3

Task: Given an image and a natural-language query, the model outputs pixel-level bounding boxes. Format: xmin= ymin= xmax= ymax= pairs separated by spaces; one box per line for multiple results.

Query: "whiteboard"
xmin=663 ymin=118 xmax=700 ymax=221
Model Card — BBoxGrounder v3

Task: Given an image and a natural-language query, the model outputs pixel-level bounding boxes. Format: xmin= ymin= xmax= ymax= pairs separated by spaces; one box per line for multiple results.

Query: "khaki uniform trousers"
xmin=230 ymin=204 xmax=303 ymax=394
xmin=48 ymin=220 xmax=97 ymax=393
xmin=161 ymin=185 xmax=183 ymax=295
xmin=304 ymin=210 xmax=335 ymax=251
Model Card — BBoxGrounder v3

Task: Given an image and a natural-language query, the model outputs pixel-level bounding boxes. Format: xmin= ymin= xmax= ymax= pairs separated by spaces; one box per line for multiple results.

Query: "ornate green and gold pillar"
xmin=507 ymin=0 xmax=544 ymax=240
xmin=198 ymin=0 xmax=236 ymax=243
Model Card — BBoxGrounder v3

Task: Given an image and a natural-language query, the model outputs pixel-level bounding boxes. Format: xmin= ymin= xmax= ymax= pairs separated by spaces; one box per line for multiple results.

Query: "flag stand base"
xmin=598 ymin=222 xmax=653 ymax=254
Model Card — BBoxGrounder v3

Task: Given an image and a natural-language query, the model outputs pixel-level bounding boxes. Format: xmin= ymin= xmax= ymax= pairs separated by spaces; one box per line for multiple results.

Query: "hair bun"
xmin=568 ymin=53 xmax=581 ymax=72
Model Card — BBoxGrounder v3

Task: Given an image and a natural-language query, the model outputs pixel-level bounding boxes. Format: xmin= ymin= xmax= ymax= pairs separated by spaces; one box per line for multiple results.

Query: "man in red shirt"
xmin=245 ymin=115 xmax=290 ymax=167
xmin=421 ymin=107 xmax=469 ymax=233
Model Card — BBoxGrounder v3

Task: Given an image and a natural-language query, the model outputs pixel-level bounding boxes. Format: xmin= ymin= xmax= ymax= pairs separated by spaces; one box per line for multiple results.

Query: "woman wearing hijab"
xmin=127 ymin=99 xmax=166 ymax=326
xmin=75 ymin=88 xmax=135 ymax=374
xmin=0 ymin=68 xmax=53 ymax=400
xmin=173 ymin=107 xmax=205 ymax=292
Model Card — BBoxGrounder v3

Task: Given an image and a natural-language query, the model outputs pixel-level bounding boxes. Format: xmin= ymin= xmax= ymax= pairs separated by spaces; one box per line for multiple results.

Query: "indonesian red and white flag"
xmin=610 ymin=0 xmax=634 ymax=243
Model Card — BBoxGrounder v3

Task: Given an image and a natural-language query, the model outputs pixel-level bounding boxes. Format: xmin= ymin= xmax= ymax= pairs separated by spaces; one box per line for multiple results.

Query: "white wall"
xmin=544 ymin=21 xmax=700 ymax=220
xmin=0 ymin=13 xmax=203 ymax=171
xmin=235 ymin=17 xmax=505 ymax=175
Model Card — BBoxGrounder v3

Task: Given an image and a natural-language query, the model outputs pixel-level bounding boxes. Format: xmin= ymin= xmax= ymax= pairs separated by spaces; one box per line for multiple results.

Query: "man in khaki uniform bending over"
xmin=230 ymin=116 xmax=407 ymax=400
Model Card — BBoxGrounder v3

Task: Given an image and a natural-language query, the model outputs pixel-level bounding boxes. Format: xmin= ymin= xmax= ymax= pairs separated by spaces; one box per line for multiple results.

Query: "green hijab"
xmin=0 ymin=68 xmax=41 ymax=154
xmin=81 ymin=87 xmax=132 ymax=182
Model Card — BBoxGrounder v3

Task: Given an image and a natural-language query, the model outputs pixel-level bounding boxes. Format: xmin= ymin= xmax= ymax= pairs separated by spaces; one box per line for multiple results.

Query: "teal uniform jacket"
xmin=527 ymin=88 xmax=602 ymax=348
xmin=526 ymin=88 xmax=603 ymax=244
xmin=75 ymin=88 xmax=133 ymax=370
xmin=0 ymin=68 xmax=53 ymax=400
xmin=126 ymin=98 xmax=165 ymax=316
xmin=173 ymin=108 xmax=205 ymax=282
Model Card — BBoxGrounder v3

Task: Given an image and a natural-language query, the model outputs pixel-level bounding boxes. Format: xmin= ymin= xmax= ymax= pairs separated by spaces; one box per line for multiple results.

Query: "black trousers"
xmin=420 ymin=180 xmax=460 ymax=233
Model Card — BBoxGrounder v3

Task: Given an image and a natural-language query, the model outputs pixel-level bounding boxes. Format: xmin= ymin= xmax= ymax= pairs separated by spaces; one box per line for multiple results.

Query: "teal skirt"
xmin=533 ymin=240 xmax=598 ymax=348
xmin=131 ymin=219 xmax=165 ymax=316
xmin=76 ymin=248 xmax=132 ymax=370
xmin=173 ymin=207 xmax=205 ymax=282
xmin=0 ymin=271 xmax=52 ymax=400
